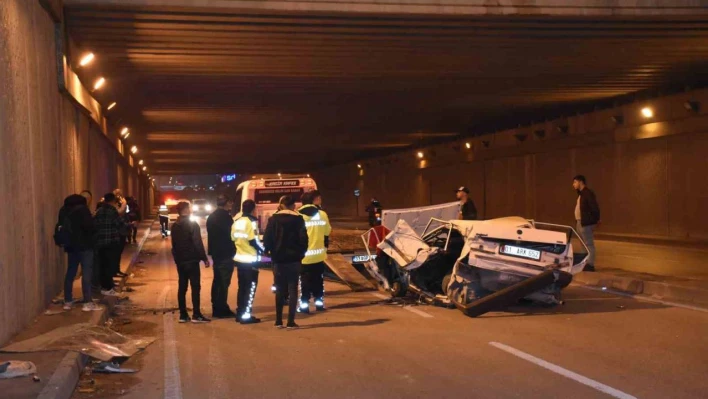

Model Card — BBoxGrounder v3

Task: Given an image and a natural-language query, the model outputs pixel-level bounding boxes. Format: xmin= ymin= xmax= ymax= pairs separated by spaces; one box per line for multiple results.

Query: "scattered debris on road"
xmin=0 ymin=361 xmax=37 ymax=379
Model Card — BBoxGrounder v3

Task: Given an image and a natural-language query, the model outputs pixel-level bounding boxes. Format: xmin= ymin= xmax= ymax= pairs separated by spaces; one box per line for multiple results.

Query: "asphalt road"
xmin=73 ymin=220 xmax=708 ymax=399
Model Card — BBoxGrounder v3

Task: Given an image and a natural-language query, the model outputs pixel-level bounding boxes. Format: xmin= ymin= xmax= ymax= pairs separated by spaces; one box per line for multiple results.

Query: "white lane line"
xmin=575 ymin=284 xmax=708 ymax=313
xmin=369 ymin=292 xmax=434 ymax=318
xmin=160 ymin=285 xmax=183 ymax=399
xmin=489 ymin=342 xmax=637 ymax=399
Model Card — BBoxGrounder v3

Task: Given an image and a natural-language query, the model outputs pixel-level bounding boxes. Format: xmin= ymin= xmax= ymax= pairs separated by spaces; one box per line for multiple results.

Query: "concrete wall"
xmin=0 ymin=0 xmax=150 ymax=345
xmin=314 ymin=89 xmax=708 ymax=242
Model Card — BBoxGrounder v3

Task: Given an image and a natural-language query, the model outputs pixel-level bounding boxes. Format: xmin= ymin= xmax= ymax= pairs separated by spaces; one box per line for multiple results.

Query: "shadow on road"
xmin=483 ymin=294 xmax=668 ymax=318
xmin=297 ymin=318 xmax=389 ymax=330
xmin=326 ymin=300 xmax=382 ymax=310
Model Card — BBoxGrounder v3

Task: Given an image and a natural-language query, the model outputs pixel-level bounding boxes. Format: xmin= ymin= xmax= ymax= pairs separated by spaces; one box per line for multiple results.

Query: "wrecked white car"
xmin=362 ymin=216 xmax=589 ymax=317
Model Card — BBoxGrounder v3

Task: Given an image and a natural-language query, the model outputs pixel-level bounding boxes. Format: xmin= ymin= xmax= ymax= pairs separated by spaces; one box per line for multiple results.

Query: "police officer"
xmin=298 ymin=190 xmax=331 ymax=313
xmin=232 ymin=199 xmax=264 ymax=324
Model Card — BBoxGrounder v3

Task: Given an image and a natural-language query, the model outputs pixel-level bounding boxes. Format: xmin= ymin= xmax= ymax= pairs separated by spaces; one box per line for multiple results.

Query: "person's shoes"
xmin=63 ymin=301 xmax=74 ymax=311
xmin=583 ymin=264 xmax=596 ymax=272
xmin=274 ymin=321 xmax=284 ymax=329
xmin=101 ymin=289 xmax=118 ymax=296
xmin=286 ymin=323 xmax=300 ymax=330
xmin=297 ymin=301 xmax=310 ymax=314
xmin=239 ymin=315 xmax=262 ymax=324
xmin=213 ymin=310 xmax=236 ymax=319
xmin=191 ymin=314 xmax=211 ymax=324
xmin=179 ymin=314 xmax=191 ymax=323
xmin=315 ymin=299 xmax=326 ymax=311
xmin=82 ymin=302 xmax=104 ymax=312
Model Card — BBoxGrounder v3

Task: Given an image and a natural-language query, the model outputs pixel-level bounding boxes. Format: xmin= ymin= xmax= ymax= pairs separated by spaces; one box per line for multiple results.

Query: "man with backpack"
xmin=55 ymin=194 xmax=102 ymax=311
xmin=94 ymin=193 xmax=128 ymax=296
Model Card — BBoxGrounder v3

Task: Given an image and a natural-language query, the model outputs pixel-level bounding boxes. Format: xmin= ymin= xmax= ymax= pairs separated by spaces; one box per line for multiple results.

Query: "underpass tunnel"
xmin=2 ymin=0 xmax=708 ymax=345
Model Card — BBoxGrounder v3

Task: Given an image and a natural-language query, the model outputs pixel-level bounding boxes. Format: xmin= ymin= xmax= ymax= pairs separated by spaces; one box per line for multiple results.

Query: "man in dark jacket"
xmin=573 ymin=175 xmax=601 ymax=272
xmin=58 ymin=194 xmax=102 ymax=312
xmin=263 ymin=196 xmax=308 ymax=329
xmin=94 ymin=193 xmax=128 ymax=296
xmin=456 ymin=186 xmax=478 ymax=220
xmin=207 ymin=195 xmax=236 ymax=318
xmin=171 ymin=201 xmax=211 ymax=323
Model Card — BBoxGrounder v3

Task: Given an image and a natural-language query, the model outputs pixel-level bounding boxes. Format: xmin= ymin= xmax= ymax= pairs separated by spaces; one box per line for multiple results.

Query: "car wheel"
xmin=441 ymin=273 xmax=452 ymax=295
xmin=391 ymin=279 xmax=408 ymax=297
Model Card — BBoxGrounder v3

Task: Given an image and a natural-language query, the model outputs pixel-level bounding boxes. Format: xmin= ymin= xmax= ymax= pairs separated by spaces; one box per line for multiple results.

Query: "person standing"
xmin=456 ymin=186 xmax=478 ymax=220
xmin=171 ymin=202 xmax=211 ymax=323
xmin=263 ymin=196 xmax=308 ymax=329
xmin=126 ymin=196 xmax=140 ymax=244
xmin=232 ymin=199 xmax=265 ymax=324
xmin=298 ymin=190 xmax=331 ymax=313
xmin=572 ymin=175 xmax=601 ymax=272
xmin=94 ymin=193 xmax=128 ymax=296
xmin=207 ymin=195 xmax=236 ymax=318
xmin=57 ymin=194 xmax=102 ymax=311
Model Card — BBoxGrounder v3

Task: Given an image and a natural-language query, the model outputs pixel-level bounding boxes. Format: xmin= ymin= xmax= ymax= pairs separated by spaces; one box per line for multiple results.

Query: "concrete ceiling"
xmin=63 ymin=2 xmax=708 ymax=174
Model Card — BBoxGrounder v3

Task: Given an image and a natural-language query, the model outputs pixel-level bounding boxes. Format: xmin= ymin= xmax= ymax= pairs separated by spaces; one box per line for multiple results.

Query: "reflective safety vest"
xmin=298 ymin=204 xmax=332 ymax=265
xmin=232 ymin=215 xmax=262 ymax=264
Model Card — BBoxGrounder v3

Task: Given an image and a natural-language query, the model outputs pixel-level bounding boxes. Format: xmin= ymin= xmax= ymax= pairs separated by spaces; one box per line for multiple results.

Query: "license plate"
xmin=352 ymin=255 xmax=377 ymax=263
xmin=501 ymin=245 xmax=541 ymax=261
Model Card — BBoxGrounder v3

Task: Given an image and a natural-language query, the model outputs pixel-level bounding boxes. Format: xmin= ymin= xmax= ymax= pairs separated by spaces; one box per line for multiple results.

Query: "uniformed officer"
xmin=232 ymin=200 xmax=264 ymax=324
xmin=298 ymin=190 xmax=332 ymax=313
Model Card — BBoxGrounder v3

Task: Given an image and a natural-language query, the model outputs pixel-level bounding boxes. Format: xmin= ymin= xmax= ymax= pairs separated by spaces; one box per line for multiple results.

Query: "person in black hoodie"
xmin=171 ymin=201 xmax=211 ymax=323
xmin=58 ymin=194 xmax=102 ymax=312
xmin=263 ymin=195 xmax=308 ymax=329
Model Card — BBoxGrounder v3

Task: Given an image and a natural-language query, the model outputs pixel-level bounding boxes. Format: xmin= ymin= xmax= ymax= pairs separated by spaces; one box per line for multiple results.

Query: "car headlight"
xmin=205 ymin=204 xmax=213 ymax=212
xmin=192 ymin=205 xmax=200 ymax=211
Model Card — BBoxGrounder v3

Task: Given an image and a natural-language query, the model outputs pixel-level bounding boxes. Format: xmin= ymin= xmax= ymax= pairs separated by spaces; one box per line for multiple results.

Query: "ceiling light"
xmin=465 ymin=142 xmax=471 ymax=149
xmin=120 ymin=127 xmax=129 ymax=136
xmin=130 ymin=146 xmax=138 ymax=154
xmin=142 ymin=166 xmax=147 ymax=171
xmin=79 ymin=52 xmax=94 ymax=67
xmin=106 ymin=102 xmax=116 ymax=111
xmin=417 ymin=151 xmax=424 ymax=159
xmin=357 ymin=164 xmax=362 ymax=169
xmin=93 ymin=77 xmax=105 ymax=91
xmin=122 ymin=132 xmax=130 ymax=139
xmin=641 ymin=107 xmax=653 ymax=118
xmin=138 ymin=160 xmax=144 ymax=166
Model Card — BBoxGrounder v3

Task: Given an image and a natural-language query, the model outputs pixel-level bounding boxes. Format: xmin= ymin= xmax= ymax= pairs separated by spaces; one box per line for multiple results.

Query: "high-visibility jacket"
xmin=232 ymin=214 xmax=262 ymax=264
xmin=298 ymin=204 xmax=331 ymax=265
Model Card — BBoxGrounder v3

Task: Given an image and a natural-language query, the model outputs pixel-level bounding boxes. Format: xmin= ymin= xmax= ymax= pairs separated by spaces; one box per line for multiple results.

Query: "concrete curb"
xmin=37 ymin=224 xmax=152 ymax=399
xmin=573 ymin=271 xmax=708 ymax=308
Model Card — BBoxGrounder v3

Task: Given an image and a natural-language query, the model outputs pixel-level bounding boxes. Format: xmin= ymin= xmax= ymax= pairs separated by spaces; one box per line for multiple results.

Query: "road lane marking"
xmin=369 ymin=292 xmax=434 ymax=318
xmin=489 ymin=342 xmax=637 ymax=399
xmin=575 ymin=284 xmax=708 ymax=313
xmin=160 ymin=285 xmax=183 ymax=399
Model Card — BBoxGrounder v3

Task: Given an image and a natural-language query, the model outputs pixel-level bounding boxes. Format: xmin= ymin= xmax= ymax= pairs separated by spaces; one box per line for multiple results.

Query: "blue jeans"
xmin=65 ymin=250 xmax=94 ymax=303
xmin=577 ymin=222 xmax=596 ymax=267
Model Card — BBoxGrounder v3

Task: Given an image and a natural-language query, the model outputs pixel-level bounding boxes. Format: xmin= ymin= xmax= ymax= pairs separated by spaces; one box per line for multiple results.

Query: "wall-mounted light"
xmin=641 ymin=107 xmax=654 ymax=118
xmin=464 ymin=142 xmax=472 ymax=149
xmin=482 ymin=140 xmax=491 ymax=148
xmin=79 ymin=52 xmax=94 ymax=67
xmin=130 ymin=146 xmax=138 ymax=154
xmin=556 ymin=125 xmax=570 ymax=134
xmin=357 ymin=163 xmax=362 ymax=169
xmin=106 ymin=102 xmax=116 ymax=111
xmin=138 ymin=160 xmax=144 ymax=166
xmin=142 ymin=166 xmax=147 ymax=171
xmin=611 ymin=115 xmax=624 ymax=125
xmin=417 ymin=151 xmax=424 ymax=159
xmin=120 ymin=127 xmax=129 ymax=136
xmin=93 ymin=77 xmax=105 ymax=91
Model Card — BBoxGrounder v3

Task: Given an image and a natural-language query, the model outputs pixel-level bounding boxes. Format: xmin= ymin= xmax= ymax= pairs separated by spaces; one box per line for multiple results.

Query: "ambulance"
xmin=234 ymin=175 xmax=317 ymax=231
